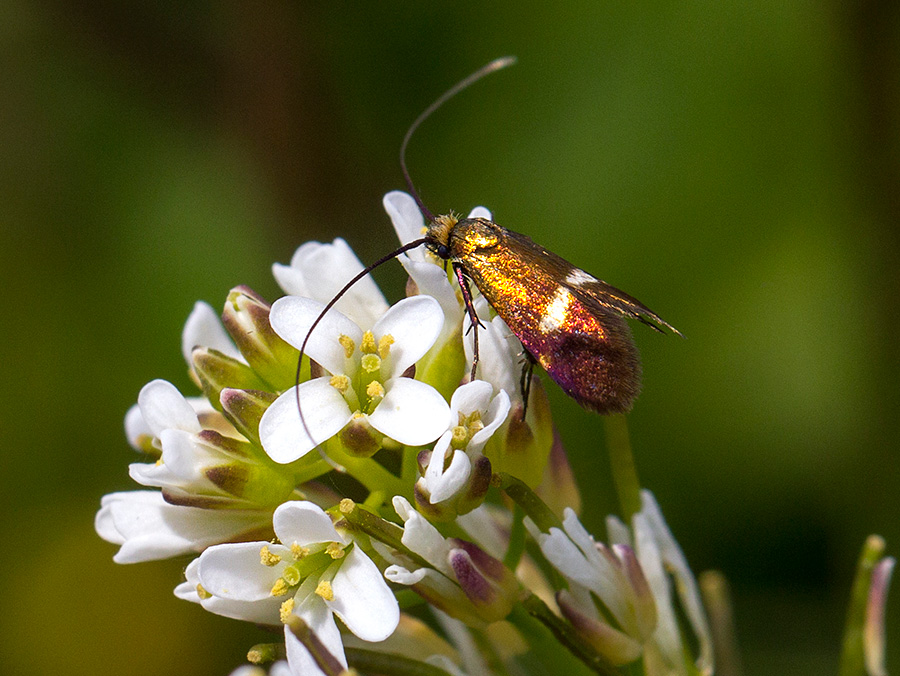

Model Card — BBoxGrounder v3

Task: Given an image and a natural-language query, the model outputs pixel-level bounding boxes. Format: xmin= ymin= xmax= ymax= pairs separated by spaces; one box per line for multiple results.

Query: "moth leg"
xmin=453 ymin=262 xmax=483 ymax=382
xmin=519 ymin=351 xmax=536 ymax=420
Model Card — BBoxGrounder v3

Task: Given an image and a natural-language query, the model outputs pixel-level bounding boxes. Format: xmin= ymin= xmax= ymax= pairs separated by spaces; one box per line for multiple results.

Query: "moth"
xmin=296 ymin=57 xmax=679 ymax=418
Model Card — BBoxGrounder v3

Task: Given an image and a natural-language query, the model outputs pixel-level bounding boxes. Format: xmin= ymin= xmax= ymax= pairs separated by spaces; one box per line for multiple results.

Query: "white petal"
xmin=384 ymin=565 xmax=429 ymax=586
xmin=96 ymin=491 xmax=268 ymax=563
xmin=289 ymin=587 xmax=347 ymax=669
xmin=269 ymin=296 xmax=362 ymax=375
xmin=463 ymin=313 xmax=521 ymax=403
xmin=367 ymin=378 xmax=450 ymax=446
xmin=470 ymin=389 xmax=511 ymax=450
xmin=329 ymin=546 xmax=400 ymax=641
xmin=426 ymin=449 xmax=472 ymax=504
xmin=373 ymin=296 xmax=444 ymax=377
xmin=467 ymin=206 xmax=492 ymax=220
xmin=127 ymin=460 xmax=181 ymax=488
xmin=392 ymin=496 xmax=453 ymax=576
xmin=259 ymin=380 xmax=353 ymax=463
xmin=157 ymin=428 xmax=214 ymax=481
xmin=273 ymin=501 xmax=344 ymax=546
xmin=182 ymin=301 xmax=242 ymax=364
xmin=275 ymin=239 xmax=388 ymax=327
xmin=138 ymin=379 xmax=201 ymax=437
xmin=449 ymin=380 xmax=494 ymax=417
xmin=124 ymin=403 xmax=150 ymax=449
xmin=197 ymin=541 xmax=286 ymax=601
xmin=399 ymin=259 xmax=462 ymax=344
xmin=384 ymin=191 xmax=426 ymax=252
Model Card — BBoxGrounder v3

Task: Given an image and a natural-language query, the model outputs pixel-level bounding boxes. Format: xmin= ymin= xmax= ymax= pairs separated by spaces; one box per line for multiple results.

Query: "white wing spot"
xmin=539 ymin=287 xmax=573 ymax=333
xmin=565 ymin=269 xmax=596 ymax=286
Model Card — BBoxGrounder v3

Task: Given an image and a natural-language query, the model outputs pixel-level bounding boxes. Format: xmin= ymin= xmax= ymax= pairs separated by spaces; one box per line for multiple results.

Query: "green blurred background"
xmin=2 ymin=2 xmax=898 ymax=674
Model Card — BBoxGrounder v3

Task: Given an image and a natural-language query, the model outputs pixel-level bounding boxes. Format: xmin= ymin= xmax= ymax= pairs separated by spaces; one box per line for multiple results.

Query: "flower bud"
xmin=490 ymin=378 xmax=553 ymax=488
xmin=222 ymin=286 xmax=298 ymax=391
xmin=447 ymin=538 xmax=519 ymax=622
xmin=219 ymin=388 xmax=278 ymax=448
xmin=556 ymin=589 xmax=643 ymax=666
xmin=192 ymin=347 xmax=268 ymax=412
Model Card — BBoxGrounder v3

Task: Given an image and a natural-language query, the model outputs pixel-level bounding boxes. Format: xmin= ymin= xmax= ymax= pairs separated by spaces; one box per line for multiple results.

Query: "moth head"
xmin=425 ymin=213 xmax=459 ymax=259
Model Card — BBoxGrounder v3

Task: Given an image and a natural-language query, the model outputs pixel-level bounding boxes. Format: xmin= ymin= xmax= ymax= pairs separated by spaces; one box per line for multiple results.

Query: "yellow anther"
xmin=329 ymin=374 xmax=350 ymax=393
xmin=366 ymin=380 xmax=385 ymax=399
xmin=338 ymin=334 xmax=355 ymax=358
xmin=360 ymin=353 xmax=381 ymax=373
xmin=315 ymin=579 xmax=335 ymax=601
xmin=339 ymin=498 xmax=356 ymax=514
xmin=326 ymin=542 xmax=346 ymax=560
xmin=360 ymin=330 xmax=377 ymax=354
xmin=291 ymin=542 xmax=309 ymax=560
xmin=351 ymin=411 xmax=364 ymax=419
xmin=270 ymin=578 xmax=291 ymax=597
xmin=195 ymin=583 xmax=212 ymax=600
xmin=468 ymin=419 xmax=485 ymax=436
xmin=260 ymin=545 xmax=281 ymax=567
xmin=279 ymin=598 xmax=295 ymax=623
xmin=377 ymin=334 xmax=394 ymax=359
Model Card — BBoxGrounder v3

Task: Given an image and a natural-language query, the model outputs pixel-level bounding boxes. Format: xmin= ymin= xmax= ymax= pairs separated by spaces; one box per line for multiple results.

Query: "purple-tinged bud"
xmin=413 ymin=481 xmax=455 ymax=522
xmin=222 ymin=286 xmax=298 ymax=391
xmin=611 ymin=544 xmax=657 ymax=641
xmin=219 ymin=388 xmax=278 ymax=448
xmin=338 ymin=416 xmax=383 ymax=458
xmin=557 ymin=589 xmax=643 ymax=666
xmin=192 ymin=347 xmax=268 ymax=412
xmin=447 ymin=538 xmax=518 ymax=622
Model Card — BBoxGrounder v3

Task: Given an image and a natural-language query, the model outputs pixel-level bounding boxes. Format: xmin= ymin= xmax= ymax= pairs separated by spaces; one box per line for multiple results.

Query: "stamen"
xmin=329 ymin=374 xmax=350 ymax=393
xmin=360 ymin=331 xmax=377 ymax=354
xmin=270 ymin=578 xmax=290 ymax=597
xmin=279 ymin=598 xmax=295 ymax=623
xmin=366 ymin=381 xmax=385 ymax=399
xmin=338 ymin=334 xmax=355 ymax=358
xmin=315 ymin=579 xmax=335 ymax=601
xmin=195 ymin=583 xmax=212 ymax=600
xmin=325 ymin=542 xmax=346 ymax=560
xmin=291 ymin=542 xmax=309 ymax=560
xmin=377 ymin=334 xmax=394 ymax=359
xmin=260 ymin=545 xmax=281 ymax=567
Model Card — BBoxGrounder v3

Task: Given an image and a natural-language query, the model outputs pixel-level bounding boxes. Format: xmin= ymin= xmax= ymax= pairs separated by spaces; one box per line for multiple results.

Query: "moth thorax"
xmin=451 ymin=217 xmax=500 ymax=255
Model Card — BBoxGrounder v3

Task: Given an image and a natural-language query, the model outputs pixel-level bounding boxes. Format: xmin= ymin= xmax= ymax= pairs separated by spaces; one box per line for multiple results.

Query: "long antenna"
xmin=292 ymin=56 xmax=518 ymax=458
xmin=400 ymin=56 xmax=517 ymax=222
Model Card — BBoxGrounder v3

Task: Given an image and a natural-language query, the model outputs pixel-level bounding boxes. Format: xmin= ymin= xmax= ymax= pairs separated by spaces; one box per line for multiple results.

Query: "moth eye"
xmin=437 ymin=244 xmax=451 ymax=259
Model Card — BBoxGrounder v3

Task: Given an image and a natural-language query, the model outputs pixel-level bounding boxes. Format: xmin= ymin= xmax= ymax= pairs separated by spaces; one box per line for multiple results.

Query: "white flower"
xmin=528 ymin=491 xmax=713 ymax=675
xmin=97 ymin=379 xmax=278 ymax=563
xmin=272 ymin=238 xmax=388 ymax=329
xmin=259 ymin=295 xmax=451 ymax=463
xmin=419 ymin=380 xmax=510 ymax=504
xmin=463 ymin=296 xmax=526 ymax=407
xmin=182 ymin=501 xmax=399 ymax=676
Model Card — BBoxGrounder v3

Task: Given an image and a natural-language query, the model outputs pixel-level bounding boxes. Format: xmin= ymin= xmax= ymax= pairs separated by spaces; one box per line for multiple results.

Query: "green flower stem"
xmin=503 ymin=505 xmax=527 ymax=570
xmin=338 ymin=499 xmax=432 ymax=570
xmin=515 ymin=595 xmax=621 ymax=676
xmin=603 ymin=414 xmax=641 ymax=522
xmin=839 ymin=535 xmax=886 ymax=676
xmin=290 ymin=457 xmax=338 ymax=486
xmin=326 ymin=438 xmax=408 ymax=499
xmin=495 ymin=472 xmax=562 ymax=532
xmin=345 ymin=647 xmax=455 ymax=676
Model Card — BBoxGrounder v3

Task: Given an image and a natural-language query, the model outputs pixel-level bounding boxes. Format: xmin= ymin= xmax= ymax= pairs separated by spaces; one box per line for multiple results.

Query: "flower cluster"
xmin=97 ymin=192 xmax=714 ymax=676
